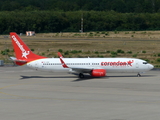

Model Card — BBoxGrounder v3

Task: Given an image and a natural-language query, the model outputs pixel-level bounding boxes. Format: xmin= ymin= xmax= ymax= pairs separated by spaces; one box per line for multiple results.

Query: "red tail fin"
xmin=10 ymin=32 xmax=46 ymax=62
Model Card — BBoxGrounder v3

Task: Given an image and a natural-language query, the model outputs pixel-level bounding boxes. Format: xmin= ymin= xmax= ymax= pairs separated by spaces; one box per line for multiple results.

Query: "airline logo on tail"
xmin=11 ymin=35 xmax=30 ymax=59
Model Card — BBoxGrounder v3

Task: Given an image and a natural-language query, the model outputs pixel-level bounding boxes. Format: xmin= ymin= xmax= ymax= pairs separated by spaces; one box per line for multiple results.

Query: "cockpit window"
xmin=143 ymin=62 xmax=148 ymax=64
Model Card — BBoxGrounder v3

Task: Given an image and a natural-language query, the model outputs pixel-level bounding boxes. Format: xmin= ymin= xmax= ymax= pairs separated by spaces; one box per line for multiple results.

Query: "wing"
xmin=70 ymin=67 xmax=93 ymax=73
xmin=57 ymin=52 xmax=93 ymax=73
xmin=57 ymin=52 xmax=106 ymax=78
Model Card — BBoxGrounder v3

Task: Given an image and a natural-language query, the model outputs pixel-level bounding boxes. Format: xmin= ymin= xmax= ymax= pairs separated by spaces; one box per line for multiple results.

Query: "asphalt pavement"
xmin=0 ymin=66 xmax=159 ymax=120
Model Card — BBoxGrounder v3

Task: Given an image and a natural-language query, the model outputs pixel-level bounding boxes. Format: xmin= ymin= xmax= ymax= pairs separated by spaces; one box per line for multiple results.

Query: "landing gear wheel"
xmin=79 ymin=73 xmax=84 ymax=78
xmin=137 ymin=73 xmax=141 ymax=77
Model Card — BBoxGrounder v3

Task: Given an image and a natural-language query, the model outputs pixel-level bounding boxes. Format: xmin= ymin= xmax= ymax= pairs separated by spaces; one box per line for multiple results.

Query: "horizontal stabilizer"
xmin=10 ymin=57 xmax=27 ymax=65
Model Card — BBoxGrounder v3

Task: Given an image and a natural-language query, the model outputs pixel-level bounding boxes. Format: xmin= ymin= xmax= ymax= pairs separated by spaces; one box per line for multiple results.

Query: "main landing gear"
xmin=137 ymin=73 xmax=141 ymax=77
xmin=79 ymin=73 xmax=84 ymax=78
xmin=79 ymin=73 xmax=142 ymax=78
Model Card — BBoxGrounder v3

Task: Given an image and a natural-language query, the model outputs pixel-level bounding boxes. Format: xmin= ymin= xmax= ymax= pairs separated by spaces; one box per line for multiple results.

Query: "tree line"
xmin=0 ymin=11 xmax=160 ymax=34
xmin=0 ymin=0 xmax=160 ymax=13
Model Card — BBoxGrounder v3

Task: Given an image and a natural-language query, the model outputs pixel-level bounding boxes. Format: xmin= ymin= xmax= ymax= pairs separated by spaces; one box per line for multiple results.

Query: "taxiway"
xmin=0 ymin=66 xmax=159 ymax=120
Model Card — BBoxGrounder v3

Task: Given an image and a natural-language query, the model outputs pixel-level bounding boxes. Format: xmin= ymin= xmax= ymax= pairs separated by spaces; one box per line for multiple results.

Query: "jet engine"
xmin=91 ymin=69 xmax=106 ymax=77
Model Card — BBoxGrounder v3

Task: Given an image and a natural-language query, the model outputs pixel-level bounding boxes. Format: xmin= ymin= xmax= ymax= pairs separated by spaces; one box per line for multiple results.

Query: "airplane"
xmin=10 ymin=32 xmax=154 ymax=78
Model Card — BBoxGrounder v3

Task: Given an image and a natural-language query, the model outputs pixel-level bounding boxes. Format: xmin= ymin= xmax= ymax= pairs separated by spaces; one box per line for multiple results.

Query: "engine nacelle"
xmin=91 ymin=69 xmax=106 ymax=77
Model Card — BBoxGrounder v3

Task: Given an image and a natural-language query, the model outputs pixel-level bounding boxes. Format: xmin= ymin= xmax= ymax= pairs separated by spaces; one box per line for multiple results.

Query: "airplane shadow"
xmin=107 ymin=75 xmax=156 ymax=78
xmin=20 ymin=75 xmax=106 ymax=82
xmin=20 ymin=74 xmax=156 ymax=81
xmin=20 ymin=75 xmax=77 ymax=80
xmin=72 ymin=74 xmax=156 ymax=82
xmin=72 ymin=75 xmax=109 ymax=82
xmin=72 ymin=76 xmax=94 ymax=82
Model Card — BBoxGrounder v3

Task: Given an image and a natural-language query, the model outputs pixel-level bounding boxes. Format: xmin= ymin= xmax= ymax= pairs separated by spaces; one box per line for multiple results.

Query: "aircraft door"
xmin=136 ymin=62 xmax=139 ymax=68
xmin=35 ymin=61 xmax=39 ymax=69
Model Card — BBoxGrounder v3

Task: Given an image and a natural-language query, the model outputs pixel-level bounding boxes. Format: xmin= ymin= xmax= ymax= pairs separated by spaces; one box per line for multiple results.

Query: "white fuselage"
xmin=27 ymin=58 xmax=154 ymax=74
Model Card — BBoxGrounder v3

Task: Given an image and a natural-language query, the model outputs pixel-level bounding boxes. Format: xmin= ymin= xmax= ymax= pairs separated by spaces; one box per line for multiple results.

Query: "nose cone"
xmin=148 ymin=64 xmax=154 ymax=70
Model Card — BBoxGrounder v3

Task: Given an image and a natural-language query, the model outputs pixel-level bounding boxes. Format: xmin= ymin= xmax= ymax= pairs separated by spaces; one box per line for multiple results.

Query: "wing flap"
xmin=70 ymin=67 xmax=93 ymax=73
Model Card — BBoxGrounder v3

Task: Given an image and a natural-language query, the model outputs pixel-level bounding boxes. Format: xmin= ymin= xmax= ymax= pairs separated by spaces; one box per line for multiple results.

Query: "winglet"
xmin=57 ymin=52 xmax=69 ymax=68
xmin=58 ymin=52 xmax=64 ymax=58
